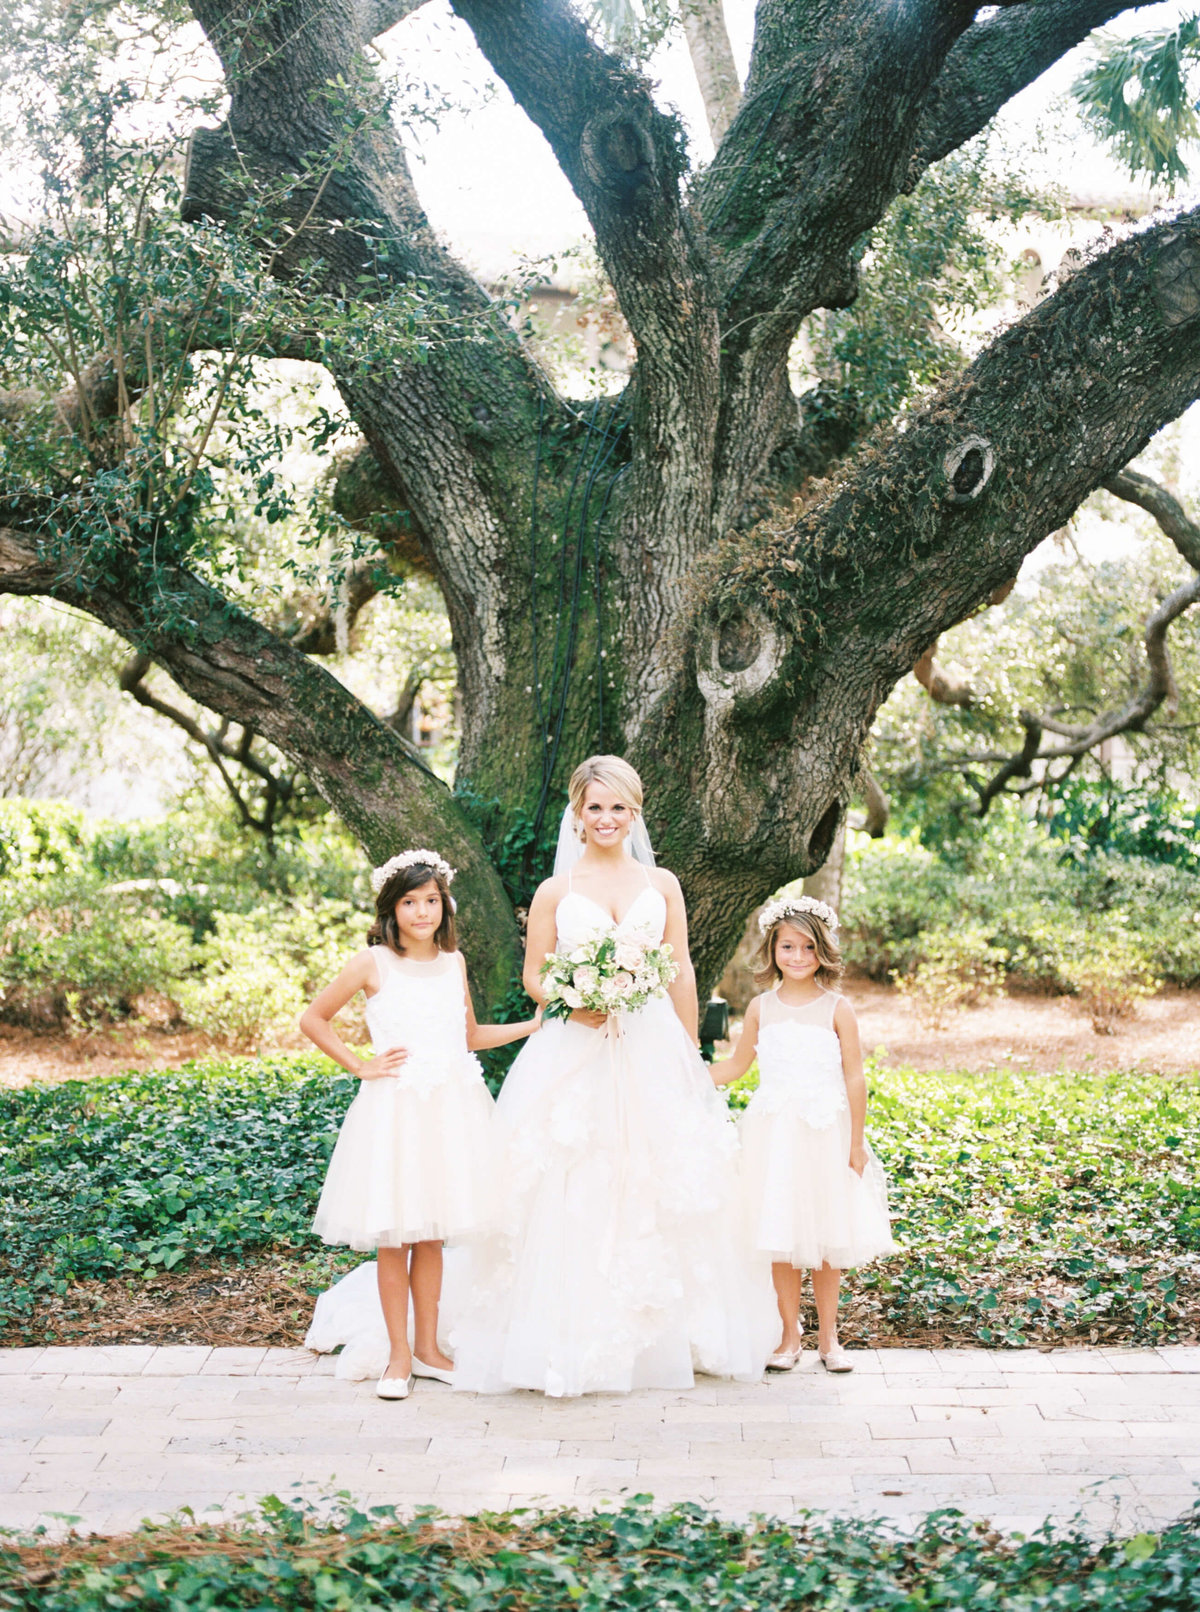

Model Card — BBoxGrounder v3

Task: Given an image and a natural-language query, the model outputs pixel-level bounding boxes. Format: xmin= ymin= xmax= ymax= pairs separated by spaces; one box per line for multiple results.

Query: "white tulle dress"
xmin=739 ymin=987 xmax=894 ymax=1270
xmin=449 ymin=875 xmax=777 ymax=1397
xmin=305 ymin=947 xmax=494 ymax=1380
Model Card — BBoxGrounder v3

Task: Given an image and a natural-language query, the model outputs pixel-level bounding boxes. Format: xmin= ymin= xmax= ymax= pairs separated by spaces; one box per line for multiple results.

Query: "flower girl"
xmin=713 ymin=896 xmax=893 ymax=1372
xmin=300 ymin=849 xmax=539 ymax=1399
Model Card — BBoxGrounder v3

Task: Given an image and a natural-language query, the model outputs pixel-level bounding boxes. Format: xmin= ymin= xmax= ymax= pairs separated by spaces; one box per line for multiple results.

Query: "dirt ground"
xmin=849 ymin=978 xmax=1199 ymax=1076
xmin=2 ymin=981 xmax=1197 ymax=1090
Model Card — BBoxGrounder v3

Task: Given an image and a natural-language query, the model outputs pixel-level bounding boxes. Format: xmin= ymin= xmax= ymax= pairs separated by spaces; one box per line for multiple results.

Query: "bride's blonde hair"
xmin=567 ymin=756 xmax=644 ymax=834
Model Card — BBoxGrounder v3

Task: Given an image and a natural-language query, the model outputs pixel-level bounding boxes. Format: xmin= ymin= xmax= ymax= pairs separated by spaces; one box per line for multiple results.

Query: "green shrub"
xmin=891 ymin=923 xmax=1008 ymax=1028
xmin=842 ymin=805 xmax=1200 ymax=988
xmin=173 ymin=899 xmax=362 ymax=1050
xmin=4 ymin=1057 xmax=1197 ymax=1346
xmin=0 ymin=876 xmax=194 ymax=1027
xmin=1047 ymin=777 xmax=1200 ymax=871
xmin=1060 ymin=929 xmax=1161 ymax=1035
xmin=0 ymin=798 xmax=89 ymax=879
xmin=4 ymin=1498 xmax=1200 ymax=1610
xmin=0 ymin=1053 xmax=353 ymax=1328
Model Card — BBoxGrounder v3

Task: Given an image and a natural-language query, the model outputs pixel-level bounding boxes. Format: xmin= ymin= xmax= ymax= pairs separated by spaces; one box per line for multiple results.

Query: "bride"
xmin=450 ymin=755 xmax=776 ymax=1396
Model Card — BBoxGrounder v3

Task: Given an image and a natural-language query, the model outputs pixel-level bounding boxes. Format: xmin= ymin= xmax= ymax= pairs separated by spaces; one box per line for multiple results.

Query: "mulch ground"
xmin=0 ymin=1258 xmax=349 ymax=1351
xmin=4 ymin=1256 xmax=1185 ymax=1353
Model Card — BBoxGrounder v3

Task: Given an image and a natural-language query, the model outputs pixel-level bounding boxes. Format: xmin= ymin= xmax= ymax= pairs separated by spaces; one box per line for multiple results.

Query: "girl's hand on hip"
xmin=848 ymin=1142 xmax=868 ymax=1177
xmin=569 ymin=1007 xmax=608 ymax=1030
xmin=358 ymin=1047 xmax=408 ymax=1079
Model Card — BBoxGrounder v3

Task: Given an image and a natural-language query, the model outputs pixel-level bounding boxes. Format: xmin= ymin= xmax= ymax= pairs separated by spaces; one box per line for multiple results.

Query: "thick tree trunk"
xmin=4 ymin=0 xmax=1196 ymax=1011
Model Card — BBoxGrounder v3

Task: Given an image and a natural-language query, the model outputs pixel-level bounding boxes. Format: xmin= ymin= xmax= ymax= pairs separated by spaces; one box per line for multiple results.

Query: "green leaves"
xmin=4 ymin=1497 xmax=1200 ymax=1611
xmin=0 ymin=1053 xmax=356 ymax=1331
xmin=1073 ymin=17 xmax=1200 ymax=193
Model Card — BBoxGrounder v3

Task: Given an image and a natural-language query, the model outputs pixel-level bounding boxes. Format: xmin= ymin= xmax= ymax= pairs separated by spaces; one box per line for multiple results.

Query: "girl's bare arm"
xmin=459 ymin=954 xmax=542 ymax=1049
xmin=710 ymin=995 xmax=761 ymax=1087
xmin=299 ymin=950 xmax=407 ymax=1078
xmin=835 ymin=997 xmax=868 ymax=1175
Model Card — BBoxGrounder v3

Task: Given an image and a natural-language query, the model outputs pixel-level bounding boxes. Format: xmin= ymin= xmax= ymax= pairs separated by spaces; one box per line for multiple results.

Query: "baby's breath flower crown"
xmin=370 ymin=848 xmax=456 ymax=895
xmin=757 ymin=894 xmax=839 ymax=935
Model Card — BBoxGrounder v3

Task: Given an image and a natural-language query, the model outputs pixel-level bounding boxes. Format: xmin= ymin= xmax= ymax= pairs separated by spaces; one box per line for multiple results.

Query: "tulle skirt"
xmin=448 ymin=1001 xmax=778 ymax=1396
xmin=312 ymin=1062 xmax=495 ymax=1252
xmin=739 ymin=1098 xmax=895 ymax=1270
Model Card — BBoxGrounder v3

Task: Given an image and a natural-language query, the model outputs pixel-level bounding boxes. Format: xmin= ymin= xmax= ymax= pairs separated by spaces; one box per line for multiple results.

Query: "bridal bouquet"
xmin=540 ymin=932 xmax=678 ymax=1022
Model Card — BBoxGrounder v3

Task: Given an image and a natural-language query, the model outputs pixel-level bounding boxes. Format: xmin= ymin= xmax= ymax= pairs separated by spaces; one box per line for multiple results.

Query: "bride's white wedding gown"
xmin=448 ymin=878 xmax=777 ymax=1396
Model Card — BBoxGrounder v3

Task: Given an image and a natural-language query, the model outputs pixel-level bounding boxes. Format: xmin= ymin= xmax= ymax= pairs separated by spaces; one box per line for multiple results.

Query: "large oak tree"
xmin=3 ymin=0 xmax=1200 ymax=1002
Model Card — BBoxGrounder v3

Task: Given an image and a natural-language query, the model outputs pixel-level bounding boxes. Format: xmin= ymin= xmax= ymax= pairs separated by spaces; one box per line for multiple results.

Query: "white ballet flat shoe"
xmin=375 ymin=1371 xmax=414 ymax=1400
xmin=819 ymin=1344 xmax=853 ymax=1373
xmin=766 ymin=1346 xmax=803 ymax=1372
xmin=412 ymin=1357 xmax=455 ymax=1385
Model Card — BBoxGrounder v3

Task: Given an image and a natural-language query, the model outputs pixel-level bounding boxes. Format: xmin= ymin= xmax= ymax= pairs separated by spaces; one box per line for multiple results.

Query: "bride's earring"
xmin=576 ymin=817 xmax=586 ymax=843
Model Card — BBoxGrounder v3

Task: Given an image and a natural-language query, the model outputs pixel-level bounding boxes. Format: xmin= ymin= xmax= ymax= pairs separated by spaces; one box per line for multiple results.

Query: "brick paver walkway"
xmin=2 ymin=1345 xmax=1197 ymax=1537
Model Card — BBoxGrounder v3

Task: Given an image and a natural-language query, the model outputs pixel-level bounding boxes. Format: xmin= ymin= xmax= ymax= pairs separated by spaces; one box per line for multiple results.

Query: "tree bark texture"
xmin=6 ymin=0 xmax=1200 ymax=1000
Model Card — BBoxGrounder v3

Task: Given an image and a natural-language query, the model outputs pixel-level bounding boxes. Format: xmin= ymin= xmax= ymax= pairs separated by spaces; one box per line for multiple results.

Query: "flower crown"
xmin=370 ymin=848 xmax=456 ymax=895
xmin=757 ymin=894 xmax=839 ymax=935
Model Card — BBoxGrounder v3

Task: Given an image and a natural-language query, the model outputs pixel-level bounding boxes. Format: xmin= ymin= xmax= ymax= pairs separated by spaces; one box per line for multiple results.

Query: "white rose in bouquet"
xmin=540 ymin=931 xmax=679 ymax=1021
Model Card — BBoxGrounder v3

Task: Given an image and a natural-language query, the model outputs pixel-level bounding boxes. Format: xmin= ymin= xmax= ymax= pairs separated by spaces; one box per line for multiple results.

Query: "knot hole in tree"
xmin=695 ymin=604 xmax=785 ymax=711
xmin=717 ymin=611 xmax=759 ymax=673
xmin=581 ymin=111 xmax=656 ymax=203
xmin=943 ymin=434 xmax=995 ymax=505
xmin=807 ymin=799 xmax=841 ymax=869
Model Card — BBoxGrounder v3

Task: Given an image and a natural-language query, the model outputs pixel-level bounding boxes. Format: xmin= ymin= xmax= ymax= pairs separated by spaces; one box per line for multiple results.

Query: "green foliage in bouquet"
xmin=539 ymin=932 xmax=678 ymax=1022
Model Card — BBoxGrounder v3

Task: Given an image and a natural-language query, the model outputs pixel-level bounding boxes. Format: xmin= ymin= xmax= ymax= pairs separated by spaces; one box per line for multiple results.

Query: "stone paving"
xmin=2 ymin=1344 xmax=1198 ymax=1538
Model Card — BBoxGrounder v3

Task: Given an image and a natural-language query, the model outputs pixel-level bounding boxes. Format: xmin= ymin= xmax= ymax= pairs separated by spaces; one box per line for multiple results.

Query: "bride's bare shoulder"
xmin=529 ymin=874 xmax=570 ymax=913
xmin=648 ymin=866 xmax=682 ymax=899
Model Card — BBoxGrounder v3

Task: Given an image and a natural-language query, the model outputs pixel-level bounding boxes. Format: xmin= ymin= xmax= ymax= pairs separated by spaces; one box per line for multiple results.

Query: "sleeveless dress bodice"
xmin=364 ymin=948 xmax=485 ymax=1095
xmin=754 ymin=988 xmax=848 ymax=1129
xmin=553 ymin=883 xmax=667 ymax=956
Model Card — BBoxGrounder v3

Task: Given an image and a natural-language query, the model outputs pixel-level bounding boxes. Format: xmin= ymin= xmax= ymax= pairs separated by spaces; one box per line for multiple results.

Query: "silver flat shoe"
xmin=412 ymin=1356 xmax=455 ymax=1385
xmin=375 ymin=1371 xmax=414 ymax=1399
xmin=819 ymin=1344 xmax=853 ymax=1373
xmin=766 ymin=1347 xmax=802 ymax=1372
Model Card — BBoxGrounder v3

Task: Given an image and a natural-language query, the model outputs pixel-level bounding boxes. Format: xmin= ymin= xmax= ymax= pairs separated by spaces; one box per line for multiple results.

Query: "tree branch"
xmin=450 ymin=0 xmax=722 ymax=575
xmin=682 ymin=0 xmax=741 ymax=146
xmin=0 ymin=522 xmax=520 ymax=1001
xmin=119 ymin=652 xmax=296 ymax=837
xmin=645 ymin=203 xmax=1200 ymax=955
xmin=1104 ymin=467 xmax=1200 ymax=570
xmin=924 ymin=469 xmax=1200 ymax=812
xmin=908 ymin=1 xmax=1146 ymax=185
xmin=696 ymin=0 xmax=981 ymax=531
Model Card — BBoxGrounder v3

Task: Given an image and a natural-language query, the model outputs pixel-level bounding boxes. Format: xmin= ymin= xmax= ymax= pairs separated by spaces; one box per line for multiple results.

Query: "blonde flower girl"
xmin=713 ymin=896 xmax=894 ymax=1372
xmin=300 ymin=849 xmax=539 ymax=1399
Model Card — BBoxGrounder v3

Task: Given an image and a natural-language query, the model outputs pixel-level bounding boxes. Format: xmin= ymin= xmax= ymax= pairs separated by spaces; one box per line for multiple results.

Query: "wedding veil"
xmin=552 ymin=806 xmax=657 ymax=876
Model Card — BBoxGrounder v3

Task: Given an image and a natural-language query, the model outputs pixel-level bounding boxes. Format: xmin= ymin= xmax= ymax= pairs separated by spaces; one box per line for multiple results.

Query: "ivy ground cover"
xmin=5 ymin=1498 xmax=1200 ymax=1612
xmin=1 ymin=1056 xmax=1197 ymax=1346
